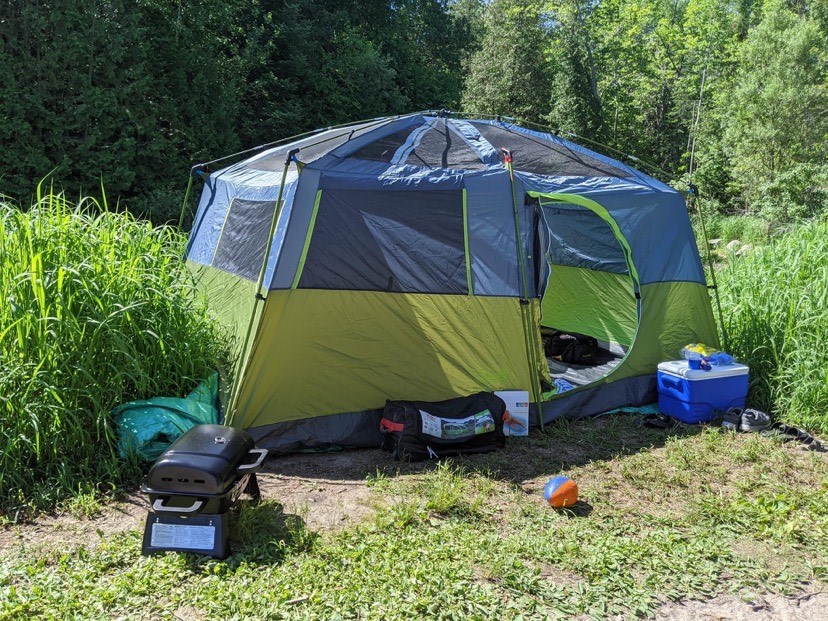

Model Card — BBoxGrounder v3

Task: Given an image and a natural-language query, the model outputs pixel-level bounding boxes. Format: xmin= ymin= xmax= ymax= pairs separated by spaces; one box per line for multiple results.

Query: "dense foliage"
xmin=0 ymin=0 xmax=474 ymax=221
xmin=0 ymin=191 xmax=226 ymax=513
xmin=463 ymin=0 xmax=828 ymax=221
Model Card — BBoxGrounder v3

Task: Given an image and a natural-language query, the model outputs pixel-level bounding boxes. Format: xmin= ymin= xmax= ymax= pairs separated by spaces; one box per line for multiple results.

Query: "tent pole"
xmin=177 ymin=166 xmax=198 ymax=229
xmin=226 ymin=150 xmax=299 ymax=424
xmin=689 ymin=187 xmax=729 ymax=350
xmin=685 ymin=66 xmax=728 ymax=349
xmin=503 ymin=149 xmax=545 ymax=430
xmin=196 ymin=114 xmax=406 ymax=173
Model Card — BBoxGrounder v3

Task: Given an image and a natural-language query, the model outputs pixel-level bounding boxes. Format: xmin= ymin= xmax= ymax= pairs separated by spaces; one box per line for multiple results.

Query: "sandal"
xmin=760 ymin=422 xmax=824 ymax=451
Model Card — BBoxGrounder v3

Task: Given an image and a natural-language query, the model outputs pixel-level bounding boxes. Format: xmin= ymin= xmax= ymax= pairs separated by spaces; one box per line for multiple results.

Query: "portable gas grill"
xmin=140 ymin=424 xmax=267 ymax=559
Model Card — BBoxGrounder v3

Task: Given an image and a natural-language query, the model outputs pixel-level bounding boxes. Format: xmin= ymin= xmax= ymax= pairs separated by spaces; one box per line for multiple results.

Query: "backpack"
xmin=543 ymin=331 xmax=598 ymax=366
xmin=380 ymin=392 xmax=506 ymax=461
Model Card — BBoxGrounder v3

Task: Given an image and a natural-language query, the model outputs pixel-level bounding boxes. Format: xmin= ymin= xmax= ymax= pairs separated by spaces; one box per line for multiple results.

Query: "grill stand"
xmin=141 ymin=472 xmax=261 ymax=560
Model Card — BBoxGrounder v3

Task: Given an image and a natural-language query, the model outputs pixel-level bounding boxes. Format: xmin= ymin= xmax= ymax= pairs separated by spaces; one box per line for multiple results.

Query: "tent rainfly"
xmin=184 ymin=112 xmax=719 ymax=451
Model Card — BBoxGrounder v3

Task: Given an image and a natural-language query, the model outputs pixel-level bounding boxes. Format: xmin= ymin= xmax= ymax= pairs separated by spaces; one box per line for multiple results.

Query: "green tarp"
xmin=114 ymin=372 xmax=220 ymax=461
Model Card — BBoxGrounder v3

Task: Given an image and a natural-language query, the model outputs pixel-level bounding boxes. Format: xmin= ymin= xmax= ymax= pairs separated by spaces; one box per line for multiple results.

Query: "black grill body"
xmin=140 ymin=424 xmax=267 ymax=559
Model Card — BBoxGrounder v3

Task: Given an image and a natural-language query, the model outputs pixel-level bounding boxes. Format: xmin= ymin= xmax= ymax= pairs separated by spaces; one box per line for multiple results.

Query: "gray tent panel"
xmin=402 ymin=119 xmax=487 ymax=171
xmin=248 ymin=410 xmax=382 ymax=454
xmin=463 ymin=171 xmax=521 ymax=297
xmin=470 ymin=122 xmax=631 ymax=178
xmin=298 ymin=187 xmax=468 ymax=294
xmin=269 ymin=168 xmax=321 ymax=289
xmin=244 ymin=120 xmax=394 ymax=172
xmin=350 ymin=126 xmax=420 ymax=163
xmin=450 ymin=119 xmax=501 ymax=165
xmin=541 ymin=375 xmax=657 ymax=423
xmin=246 ymin=375 xmax=657 ymax=454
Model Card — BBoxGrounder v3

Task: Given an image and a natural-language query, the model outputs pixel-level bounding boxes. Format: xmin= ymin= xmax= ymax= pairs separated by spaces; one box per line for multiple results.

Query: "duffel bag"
xmin=380 ymin=391 xmax=506 ymax=461
xmin=543 ymin=331 xmax=598 ymax=366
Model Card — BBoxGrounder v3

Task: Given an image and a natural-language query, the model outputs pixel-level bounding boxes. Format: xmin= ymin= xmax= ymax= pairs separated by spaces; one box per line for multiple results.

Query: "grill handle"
xmin=152 ymin=497 xmax=205 ymax=515
xmin=237 ymin=448 xmax=268 ymax=473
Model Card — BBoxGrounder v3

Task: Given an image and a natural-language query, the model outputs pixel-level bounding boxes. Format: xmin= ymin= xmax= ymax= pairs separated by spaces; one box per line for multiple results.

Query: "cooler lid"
xmin=657 ymin=359 xmax=749 ymax=380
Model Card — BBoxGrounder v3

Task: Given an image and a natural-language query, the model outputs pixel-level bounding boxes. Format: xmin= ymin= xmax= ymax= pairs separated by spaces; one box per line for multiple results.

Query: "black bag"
xmin=544 ymin=331 xmax=598 ymax=365
xmin=380 ymin=391 xmax=506 ymax=461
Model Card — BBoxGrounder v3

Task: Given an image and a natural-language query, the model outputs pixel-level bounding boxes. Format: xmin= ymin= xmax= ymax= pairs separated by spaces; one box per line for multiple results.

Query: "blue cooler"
xmin=657 ymin=360 xmax=749 ymax=423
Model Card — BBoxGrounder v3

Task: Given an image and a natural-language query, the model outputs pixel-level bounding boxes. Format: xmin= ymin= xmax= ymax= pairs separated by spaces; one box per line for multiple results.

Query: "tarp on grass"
xmin=114 ymin=372 xmax=220 ymax=461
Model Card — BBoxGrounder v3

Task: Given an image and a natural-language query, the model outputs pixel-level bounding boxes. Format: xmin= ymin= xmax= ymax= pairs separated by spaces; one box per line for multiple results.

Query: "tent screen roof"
xmin=469 ymin=122 xmax=631 ymax=177
xmin=246 ymin=120 xmax=390 ymax=171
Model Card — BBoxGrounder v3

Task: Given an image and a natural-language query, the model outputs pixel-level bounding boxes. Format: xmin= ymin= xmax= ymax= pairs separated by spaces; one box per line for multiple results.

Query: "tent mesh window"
xmin=212 ymin=199 xmax=276 ymax=281
xmin=469 ymin=122 xmax=631 ymax=177
xmin=403 ymin=120 xmax=487 ymax=170
xmin=245 ymin=120 xmax=391 ymax=171
xmin=349 ymin=119 xmax=488 ymax=170
xmin=298 ymin=188 xmax=468 ymax=294
xmin=350 ymin=127 xmax=420 ymax=162
xmin=543 ymin=204 xmax=630 ymax=274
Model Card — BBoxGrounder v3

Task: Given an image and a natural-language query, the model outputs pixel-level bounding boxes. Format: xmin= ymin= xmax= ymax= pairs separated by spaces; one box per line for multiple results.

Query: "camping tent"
xmin=185 ymin=112 xmax=718 ymax=451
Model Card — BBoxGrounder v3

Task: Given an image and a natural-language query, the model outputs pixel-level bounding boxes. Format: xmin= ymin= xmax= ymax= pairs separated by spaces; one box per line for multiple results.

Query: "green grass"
xmin=0 ymin=188 xmax=226 ymax=515
xmin=703 ymin=213 xmax=776 ymax=247
xmin=717 ymin=219 xmax=828 ymax=434
xmin=1 ymin=418 xmax=825 ymax=620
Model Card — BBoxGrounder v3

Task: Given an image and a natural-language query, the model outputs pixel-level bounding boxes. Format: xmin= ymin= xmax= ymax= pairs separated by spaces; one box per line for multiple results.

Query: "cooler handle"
xmin=237 ymin=448 xmax=268 ymax=473
xmin=660 ymin=375 xmax=685 ymax=392
xmin=153 ymin=497 xmax=205 ymax=514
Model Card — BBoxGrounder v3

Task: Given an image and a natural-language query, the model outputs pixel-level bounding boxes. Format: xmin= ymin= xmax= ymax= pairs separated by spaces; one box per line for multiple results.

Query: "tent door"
xmin=528 ymin=192 xmax=641 ymax=398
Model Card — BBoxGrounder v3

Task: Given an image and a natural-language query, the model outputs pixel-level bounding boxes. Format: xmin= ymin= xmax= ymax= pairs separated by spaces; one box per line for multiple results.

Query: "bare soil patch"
xmin=0 ymin=492 xmax=149 ymax=556
xmin=654 ymin=591 xmax=828 ymax=620
xmin=0 ymin=449 xmax=393 ymax=556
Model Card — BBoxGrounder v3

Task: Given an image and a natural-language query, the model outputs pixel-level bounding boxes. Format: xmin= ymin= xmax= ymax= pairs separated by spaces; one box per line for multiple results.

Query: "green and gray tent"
xmin=185 ymin=113 xmax=718 ymax=451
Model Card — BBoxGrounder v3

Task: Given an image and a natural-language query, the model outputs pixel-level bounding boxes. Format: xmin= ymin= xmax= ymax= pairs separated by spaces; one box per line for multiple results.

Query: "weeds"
xmin=717 ymin=219 xmax=828 ymax=433
xmin=0 ymin=188 xmax=225 ymax=514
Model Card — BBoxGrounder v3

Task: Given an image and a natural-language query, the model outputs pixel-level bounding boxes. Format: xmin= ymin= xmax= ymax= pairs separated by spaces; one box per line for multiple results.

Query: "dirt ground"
xmin=653 ymin=591 xmax=828 ymax=620
xmin=0 ymin=450 xmax=387 ymax=554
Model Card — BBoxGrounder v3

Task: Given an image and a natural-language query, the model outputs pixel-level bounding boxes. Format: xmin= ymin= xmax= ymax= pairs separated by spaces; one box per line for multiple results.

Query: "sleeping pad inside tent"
xmin=183 ymin=112 xmax=719 ymax=452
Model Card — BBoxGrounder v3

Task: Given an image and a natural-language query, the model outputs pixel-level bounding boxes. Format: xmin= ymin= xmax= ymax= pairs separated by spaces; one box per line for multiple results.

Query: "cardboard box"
xmin=495 ymin=390 xmax=530 ymax=437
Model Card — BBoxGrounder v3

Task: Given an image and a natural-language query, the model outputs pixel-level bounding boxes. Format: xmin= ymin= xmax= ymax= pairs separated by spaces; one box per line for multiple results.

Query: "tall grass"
xmin=718 ymin=219 xmax=828 ymax=434
xmin=0 ymin=189 xmax=225 ymax=514
xmin=703 ymin=213 xmax=777 ymax=246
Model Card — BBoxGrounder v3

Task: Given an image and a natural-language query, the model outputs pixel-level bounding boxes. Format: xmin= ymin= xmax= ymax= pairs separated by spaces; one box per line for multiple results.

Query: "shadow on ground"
xmin=261 ymin=413 xmax=702 ymax=486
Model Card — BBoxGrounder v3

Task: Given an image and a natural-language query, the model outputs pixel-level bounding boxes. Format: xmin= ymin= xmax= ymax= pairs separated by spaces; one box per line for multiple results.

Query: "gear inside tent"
xmin=183 ymin=112 xmax=718 ymax=451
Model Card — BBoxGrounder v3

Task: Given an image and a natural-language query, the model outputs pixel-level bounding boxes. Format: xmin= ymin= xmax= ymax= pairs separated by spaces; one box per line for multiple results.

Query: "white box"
xmin=495 ymin=390 xmax=530 ymax=437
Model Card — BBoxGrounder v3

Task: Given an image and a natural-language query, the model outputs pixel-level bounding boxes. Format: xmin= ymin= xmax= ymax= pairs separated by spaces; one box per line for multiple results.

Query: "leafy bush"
xmin=0 ymin=189 xmax=226 ymax=513
xmin=753 ymin=164 xmax=828 ymax=222
xmin=718 ymin=219 xmax=828 ymax=434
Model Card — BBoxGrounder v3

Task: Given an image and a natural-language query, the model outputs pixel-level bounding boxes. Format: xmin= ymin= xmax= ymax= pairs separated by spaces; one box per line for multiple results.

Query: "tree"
xmin=461 ymin=0 xmax=552 ymax=123
xmin=547 ymin=1 xmax=604 ymax=138
xmin=720 ymin=0 xmax=828 ymax=217
xmin=0 ymin=0 xmax=474 ymax=221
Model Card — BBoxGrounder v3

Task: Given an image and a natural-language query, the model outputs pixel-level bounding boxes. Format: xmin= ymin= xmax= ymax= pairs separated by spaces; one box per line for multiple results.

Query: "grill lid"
xmin=145 ymin=424 xmax=261 ymax=495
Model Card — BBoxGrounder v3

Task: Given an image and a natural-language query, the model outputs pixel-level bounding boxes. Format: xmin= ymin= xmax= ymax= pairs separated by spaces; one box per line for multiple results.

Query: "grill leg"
xmin=245 ymin=472 xmax=261 ymax=503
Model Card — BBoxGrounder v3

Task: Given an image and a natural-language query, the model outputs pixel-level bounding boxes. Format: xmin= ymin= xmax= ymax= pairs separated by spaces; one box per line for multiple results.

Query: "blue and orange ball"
xmin=543 ymin=476 xmax=579 ymax=508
